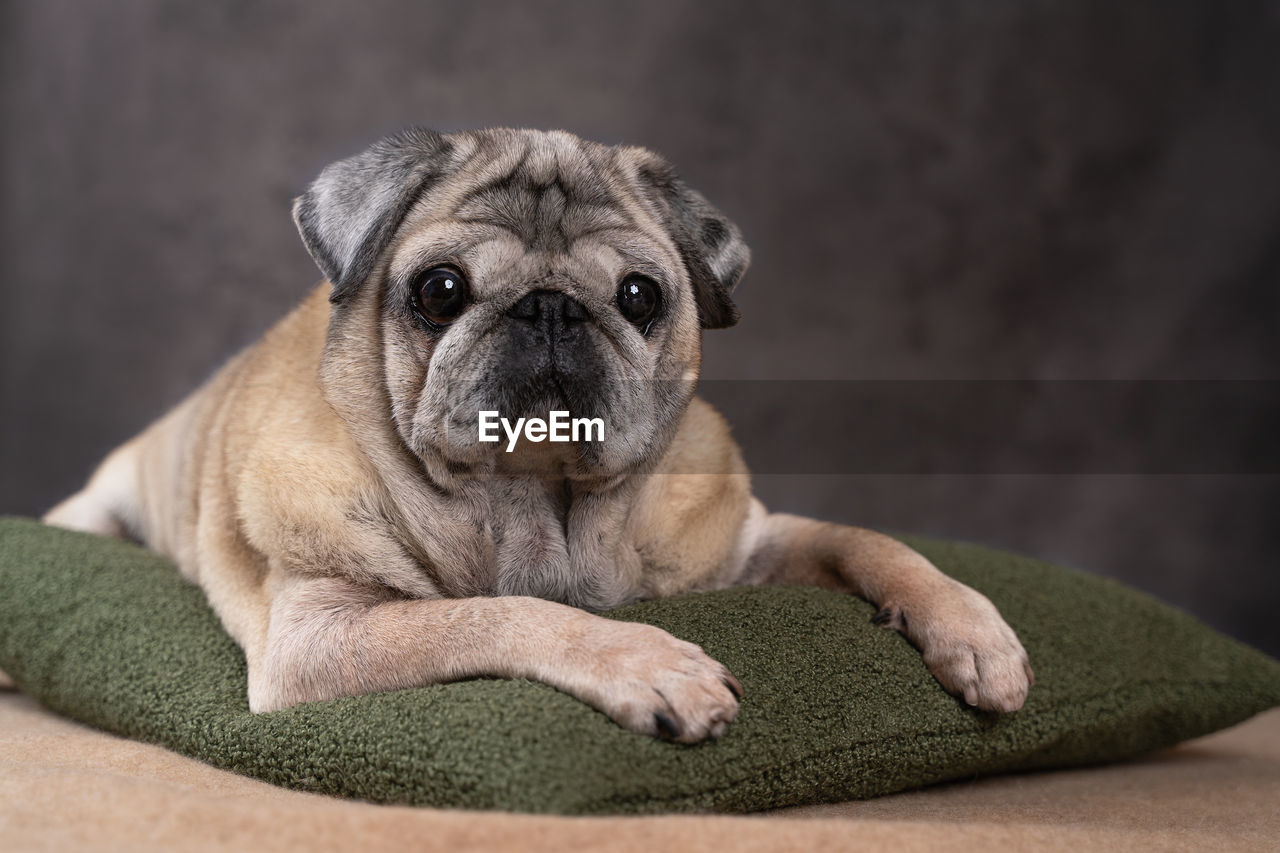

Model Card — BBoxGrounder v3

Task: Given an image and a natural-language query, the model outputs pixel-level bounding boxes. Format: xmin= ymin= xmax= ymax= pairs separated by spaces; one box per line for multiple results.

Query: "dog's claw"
xmin=543 ymin=615 xmax=740 ymax=743
xmin=871 ymin=606 xmax=906 ymax=630
xmin=654 ymin=712 xmax=681 ymax=740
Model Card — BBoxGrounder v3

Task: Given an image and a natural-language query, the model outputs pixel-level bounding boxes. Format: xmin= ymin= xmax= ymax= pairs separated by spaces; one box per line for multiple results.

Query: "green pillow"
xmin=0 ymin=516 xmax=1276 ymax=814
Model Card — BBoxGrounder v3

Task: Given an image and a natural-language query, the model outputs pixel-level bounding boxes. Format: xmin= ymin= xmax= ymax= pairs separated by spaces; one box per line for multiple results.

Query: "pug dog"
xmin=44 ymin=128 xmax=1032 ymax=743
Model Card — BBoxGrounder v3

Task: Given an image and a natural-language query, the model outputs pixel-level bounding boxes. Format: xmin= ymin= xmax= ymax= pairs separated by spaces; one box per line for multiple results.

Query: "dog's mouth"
xmin=415 ymin=306 xmax=672 ymax=476
xmin=430 ymin=364 xmax=612 ymax=454
xmin=504 ymin=368 xmax=606 ymax=420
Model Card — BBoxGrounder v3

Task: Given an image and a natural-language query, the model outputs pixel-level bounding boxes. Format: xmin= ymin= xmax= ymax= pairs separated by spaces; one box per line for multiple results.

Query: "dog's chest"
xmin=477 ymin=479 xmax=631 ymax=611
xmin=485 ymin=479 xmax=576 ymax=600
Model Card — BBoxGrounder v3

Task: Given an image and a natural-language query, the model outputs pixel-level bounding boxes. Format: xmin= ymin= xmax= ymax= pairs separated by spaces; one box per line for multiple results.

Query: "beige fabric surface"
xmin=1 ymin=684 xmax=1276 ymax=852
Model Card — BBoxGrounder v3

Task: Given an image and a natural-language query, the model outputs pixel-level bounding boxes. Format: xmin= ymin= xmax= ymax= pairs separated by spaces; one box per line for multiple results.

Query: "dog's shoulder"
xmin=627 ymin=397 xmax=757 ymax=595
xmin=210 ymin=286 xmax=391 ymax=568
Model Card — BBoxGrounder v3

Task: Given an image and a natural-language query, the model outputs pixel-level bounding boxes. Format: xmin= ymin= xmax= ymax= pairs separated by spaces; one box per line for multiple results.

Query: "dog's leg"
xmin=741 ymin=510 xmax=1033 ymax=712
xmin=43 ymin=441 xmax=142 ymax=539
xmin=248 ymin=573 xmax=742 ymax=743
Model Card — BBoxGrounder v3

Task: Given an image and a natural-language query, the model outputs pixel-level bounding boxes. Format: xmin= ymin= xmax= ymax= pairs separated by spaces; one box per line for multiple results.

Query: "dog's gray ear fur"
xmin=636 ymin=161 xmax=750 ymax=329
xmin=293 ymin=128 xmax=455 ymax=302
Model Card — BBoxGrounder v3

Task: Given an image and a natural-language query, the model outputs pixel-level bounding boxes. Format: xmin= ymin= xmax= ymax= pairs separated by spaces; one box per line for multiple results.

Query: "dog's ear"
xmin=635 ymin=159 xmax=751 ymax=330
xmin=293 ymin=128 xmax=455 ymax=302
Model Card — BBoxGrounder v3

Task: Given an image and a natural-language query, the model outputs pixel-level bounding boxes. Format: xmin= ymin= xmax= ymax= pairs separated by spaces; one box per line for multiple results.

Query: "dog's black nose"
xmin=502 ymin=289 xmax=601 ymax=398
xmin=506 ymin=290 xmax=589 ymax=328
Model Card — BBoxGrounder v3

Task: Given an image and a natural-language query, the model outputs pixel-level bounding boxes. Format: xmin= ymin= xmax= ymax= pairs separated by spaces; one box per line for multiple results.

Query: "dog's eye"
xmin=616 ymin=275 xmax=660 ymax=331
xmin=412 ymin=267 xmax=470 ymax=327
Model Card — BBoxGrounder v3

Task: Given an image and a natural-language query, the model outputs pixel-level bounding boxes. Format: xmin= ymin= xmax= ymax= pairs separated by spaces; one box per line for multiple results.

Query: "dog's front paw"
xmin=563 ymin=620 xmax=742 ymax=743
xmin=874 ymin=581 xmax=1034 ymax=713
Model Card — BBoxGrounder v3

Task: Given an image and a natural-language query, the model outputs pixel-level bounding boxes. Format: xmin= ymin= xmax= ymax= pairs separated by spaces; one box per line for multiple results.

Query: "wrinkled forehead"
xmin=394 ymin=130 xmax=677 ymax=274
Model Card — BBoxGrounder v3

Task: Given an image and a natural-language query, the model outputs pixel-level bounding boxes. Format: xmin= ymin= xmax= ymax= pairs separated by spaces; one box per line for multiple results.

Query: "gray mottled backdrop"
xmin=2 ymin=1 xmax=1278 ymax=652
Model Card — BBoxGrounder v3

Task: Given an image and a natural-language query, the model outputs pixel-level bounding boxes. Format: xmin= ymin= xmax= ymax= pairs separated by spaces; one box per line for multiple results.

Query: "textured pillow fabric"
xmin=0 ymin=516 xmax=1277 ymax=815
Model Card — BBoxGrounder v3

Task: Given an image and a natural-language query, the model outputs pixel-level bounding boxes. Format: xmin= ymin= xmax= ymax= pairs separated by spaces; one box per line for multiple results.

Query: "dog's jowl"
xmin=46 ymin=129 xmax=1032 ymax=743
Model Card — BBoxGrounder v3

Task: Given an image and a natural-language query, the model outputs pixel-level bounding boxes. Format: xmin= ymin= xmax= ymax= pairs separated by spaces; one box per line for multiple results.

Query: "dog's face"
xmin=293 ymin=128 xmax=749 ymax=477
